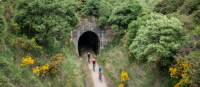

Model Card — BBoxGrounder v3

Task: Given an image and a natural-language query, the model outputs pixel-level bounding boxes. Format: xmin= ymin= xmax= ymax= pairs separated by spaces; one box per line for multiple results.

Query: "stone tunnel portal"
xmin=78 ymin=31 xmax=100 ymax=56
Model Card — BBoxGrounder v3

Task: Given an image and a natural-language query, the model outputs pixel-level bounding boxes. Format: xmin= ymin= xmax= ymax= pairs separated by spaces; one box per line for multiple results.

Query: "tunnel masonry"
xmin=71 ymin=18 xmax=113 ymax=56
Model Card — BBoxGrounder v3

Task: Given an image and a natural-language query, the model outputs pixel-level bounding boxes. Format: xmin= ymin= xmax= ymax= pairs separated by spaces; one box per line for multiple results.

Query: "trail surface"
xmin=88 ymin=59 xmax=107 ymax=87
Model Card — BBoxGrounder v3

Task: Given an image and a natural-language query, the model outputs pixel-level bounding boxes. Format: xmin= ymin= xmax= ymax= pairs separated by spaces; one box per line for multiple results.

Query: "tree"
xmin=97 ymin=0 xmax=112 ymax=27
xmin=108 ymin=1 xmax=142 ymax=30
xmin=154 ymin=0 xmax=185 ymax=14
xmin=81 ymin=0 xmax=100 ymax=17
xmin=128 ymin=13 xmax=184 ymax=66
xmin=179 ymin=0 xmax=200 ymax=15
xmin=0 ymin=17 xmax=4 ymax=34
xmin=15 ymin=0 xmax=78 ymax=52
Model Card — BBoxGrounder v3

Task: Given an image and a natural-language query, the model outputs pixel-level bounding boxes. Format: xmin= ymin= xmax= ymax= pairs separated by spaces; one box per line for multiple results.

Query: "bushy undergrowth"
xmin=0 ymin=43 xmax=84 ymax=87
xmin=98 ymin=46 xmax=175 ymax=87
xmin=0 ymin=0 xmax=84 ymax=87
xmin=1 ymin=0 xmax=200 ymax=87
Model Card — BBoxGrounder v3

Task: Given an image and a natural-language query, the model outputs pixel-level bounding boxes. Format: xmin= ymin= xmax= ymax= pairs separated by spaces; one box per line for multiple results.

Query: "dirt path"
xmin=88 ymin=58 xmax=107 ymax=87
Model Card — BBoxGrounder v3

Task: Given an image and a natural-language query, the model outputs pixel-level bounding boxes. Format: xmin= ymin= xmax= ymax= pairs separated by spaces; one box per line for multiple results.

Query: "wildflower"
xmin=120 ymin=71 xmax=129 ymax=82
xmin=32 ymin=64 xmax=50 ymax=76
xmin=40 ymin=64 xmax=49 ymax=74
xmin=169 ymin=59 xmax=192 ymax=87
xmin=21 ymin=55 xmax=35 ymax=67
xmin=32 ymin=67 xmax=40 ymax=76
xmin=169 ymin=67 xmax=177 ymax=77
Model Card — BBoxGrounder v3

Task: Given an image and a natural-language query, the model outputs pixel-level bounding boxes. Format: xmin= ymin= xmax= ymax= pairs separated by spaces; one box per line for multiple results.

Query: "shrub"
xmin=49 ymin=53 xmax=64 ymax=75
xmin=124 ymin=21 xmax=139 ymax=48
xmin=179 ymin=0 xmax=200 ymax=15
xmin=0 ymin=17 xmax=4 ymax=34
xmin=187 ymin=51 xmax=200 ymax=86
xmin=128 ymin=13 xmax=184 ymax=66
xmin=81 ymin=0 xmax=100 ymax=17
xmin=154 ymin=0 xmax=185 ymax=14
xmin=170 ymin=51 xmax=200 ymax=87
xmin=108 ymin=1 xmax=142 ymax=30
xmin=169 ymin=59 xmax=191 ymax=87
xmin=31 ymin=53 xmax=64 ymax=77
xmin=192 ymin=10 xmax=200 ymax=24
xmin=97 ymin=1 xmax=112 ymax=27
xmin=13 ymin=37 xmax=42 ymax=53
xmin=0 ymin=16 xmax=5 ymax=36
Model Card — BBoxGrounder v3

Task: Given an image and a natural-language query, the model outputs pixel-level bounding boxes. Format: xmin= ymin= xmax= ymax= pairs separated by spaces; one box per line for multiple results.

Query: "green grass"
xmin=98 ymin=44 xmax=174 ymax=87
xmin=0 ymin=39 xmax=85 ymax=87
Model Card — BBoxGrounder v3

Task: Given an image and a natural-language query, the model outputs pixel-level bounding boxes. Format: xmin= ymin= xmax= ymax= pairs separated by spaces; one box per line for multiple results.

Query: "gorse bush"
xmin=128 ymin=13 xmax=184 ymax=66
xmin=22 ymin=53 xmax=65 ymax=77
xmin=169 ymin=51 xmax=200 ymax=87
xmin=15 ymin=0 xmax=78 ymax=52
xmin=48 ymin=53 xmax=64 ymax=75
xmin=169 ymin=59 xmax=191 ymax=87
xmin=13 ymin=37 xmax=42 ymax=53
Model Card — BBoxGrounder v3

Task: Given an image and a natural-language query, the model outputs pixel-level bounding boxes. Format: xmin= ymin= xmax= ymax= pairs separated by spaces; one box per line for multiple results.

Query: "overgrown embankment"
xmin=98 ymin=45 xmax=176 ymax=87
xmin=0 ymin=0 xmax=85 ymax=87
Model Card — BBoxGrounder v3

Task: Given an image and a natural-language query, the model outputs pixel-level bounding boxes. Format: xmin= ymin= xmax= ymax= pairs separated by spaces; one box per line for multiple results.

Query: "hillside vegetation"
xmin=0 ymin=0 xmax=200 ymax=87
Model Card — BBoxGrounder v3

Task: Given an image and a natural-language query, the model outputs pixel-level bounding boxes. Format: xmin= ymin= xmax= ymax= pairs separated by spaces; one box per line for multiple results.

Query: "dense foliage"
xmin=15 ymin=0 xmax=78 ymax=52
xmin=155 ymin=0 xmax=200 ymax=24
xmin=97 ymin=0 xmax=112 ymax=27
xmin=108 ymin=1 xmax=142 ymax=30
xmin=128 ymin=13 xmax=184 ymax=65
xmin=0 ymin=0 xmax=84 ymax=87
xmin=0 ymin=0 xmax=200 ymax=87
xmin=187 ymin=51 xmax=200 ymax=85
xmin=154 ymin=0 xmax=184 ymax=14
xmin=81 ymin=0 xmax=100 ymax=17
xmin=0 ymin=17 xmax=4 ymax=34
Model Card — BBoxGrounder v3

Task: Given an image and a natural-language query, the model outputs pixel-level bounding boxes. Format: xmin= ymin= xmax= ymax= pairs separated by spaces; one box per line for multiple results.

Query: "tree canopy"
xmin=128 ymin=13 xmax=184 ymax=65
xmin=15 ymin=0 xmax=78 ymax=52
xmin=108 ymin=1 xmax=142 ymax=30
xmin=81 ymin=0 xmax=100 ymax=17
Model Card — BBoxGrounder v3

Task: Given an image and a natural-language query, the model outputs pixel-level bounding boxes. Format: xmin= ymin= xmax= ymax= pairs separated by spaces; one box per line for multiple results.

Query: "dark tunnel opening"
xmin=78 ymin=31 xmax=100 ymax=56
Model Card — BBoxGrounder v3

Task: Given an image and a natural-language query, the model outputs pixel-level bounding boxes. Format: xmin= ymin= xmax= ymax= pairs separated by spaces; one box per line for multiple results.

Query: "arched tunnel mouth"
xmin=78 ymin=31 xmax=100 ymax=56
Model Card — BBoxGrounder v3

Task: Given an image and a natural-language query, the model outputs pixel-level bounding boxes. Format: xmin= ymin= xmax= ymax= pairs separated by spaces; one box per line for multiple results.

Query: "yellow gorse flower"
xmin=120 ymin=71 xmax=129 ymax=82
xmin=32 ymin=67 xmax=40 ymax=76
xmin=169 ymin=59 xmax=192 ymax=87
xmin=21 ymin=55 xmax=35 ymax=67
xmin=118 ymin=83 xmax=125 ymax=87
xmin=32 ymin=64 xmax=50 ymax=76
xmin=40 ymin=64 xmax=49 ymax=73
xmin=169 ymin=67 xmax=177 ymax=77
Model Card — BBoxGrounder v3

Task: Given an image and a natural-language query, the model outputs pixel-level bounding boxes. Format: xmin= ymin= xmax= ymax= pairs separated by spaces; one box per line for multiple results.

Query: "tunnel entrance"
xmin=78 ymin=31 xmax=100 ymax=56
